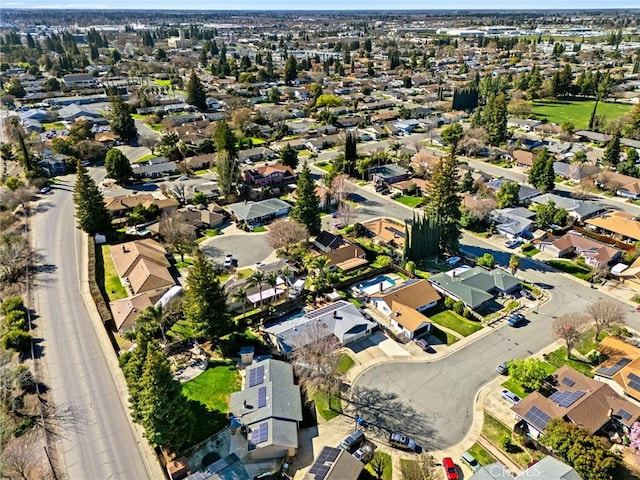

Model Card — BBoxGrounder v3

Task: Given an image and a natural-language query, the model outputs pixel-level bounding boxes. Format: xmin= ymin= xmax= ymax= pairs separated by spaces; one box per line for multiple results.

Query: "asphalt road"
xmin=31 ymin=176 xmax=151 ymax=480
xmin=200 ymin=231 xmax=274 ymax=269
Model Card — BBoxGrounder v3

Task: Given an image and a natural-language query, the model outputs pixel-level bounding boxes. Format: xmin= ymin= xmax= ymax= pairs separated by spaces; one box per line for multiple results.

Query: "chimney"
xmin=380 ymin=282 xmax=384 ymax=292
xmin=333 ymin=310 xmax=337 ymax=318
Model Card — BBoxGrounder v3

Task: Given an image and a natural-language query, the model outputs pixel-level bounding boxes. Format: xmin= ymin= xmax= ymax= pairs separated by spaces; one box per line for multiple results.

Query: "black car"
xmin=507 ymin=313 xmax=526 ymax=327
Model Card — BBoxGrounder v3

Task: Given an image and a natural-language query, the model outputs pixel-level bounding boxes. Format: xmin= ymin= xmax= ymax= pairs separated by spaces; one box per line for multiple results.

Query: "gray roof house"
xmin=57 ymin=103 xmax=102 ymax=121
xmin=263 ymin=300 xmax=376 ymax=355
xmin=228 ymin=359 xmax=303 ymax=461
xmin=515 ymin=456 xmax=582 ymax=480
xmin=371 ymin=164 xmax=410 ymax=184
xmin=429 ymin=265 xmax=521 ymax=309
xmin=529 ymin=193 xmax=605 ymax=222
xmin=132 ymin=160 xmax=178 ymax=178
xmin=490 ymin=207 xmax=535 ymax=239
xmin=227 ymin=198 xmax=292 ymax=225
xmin=469 ymin=462 xmax=513 ymax=480
xmin=486 ymin=179 xmax=540 ymax=203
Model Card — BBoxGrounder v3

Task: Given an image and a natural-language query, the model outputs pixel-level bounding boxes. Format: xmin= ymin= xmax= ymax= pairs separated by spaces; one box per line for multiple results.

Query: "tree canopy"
xmin=290 ymin=162 xmax=321 ymax=236
xmin=104 ymin=148 xmax=133 ymax=184
xmin=185 ymin=70 xmax=207 ymax=110
xmin=72 ymin=160 xmax=111 ymax=234
xmin=109 ymin=94 xmax=137 ymax=143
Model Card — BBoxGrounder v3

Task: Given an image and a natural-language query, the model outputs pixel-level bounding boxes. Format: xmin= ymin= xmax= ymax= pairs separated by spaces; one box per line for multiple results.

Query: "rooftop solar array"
xmin=549 ymin=390 xmax=586 ymax=408
xmin=258 ymin=386 xmax=267 ymax=408
xmin=248 ymin=365 xmax=264 ymax=387
xmin=596 ymin=358 xmax=631 ymax=377
xmin=524 ymin=406 xmax=551 ymax=431
xmin=628 ymin=373 xmax=640 ymax=391
xmin=250 ymin=422 xmax=268 ymax=445
xmin=308 ymin=447 xmax=341 ymax=480
xmin=561 ymin=377 xmax=575 ymax=387
xmin=305 ymin=301 xmax=345 ymax=320
xmin=617 ymin=408 xmax=633 ymax=421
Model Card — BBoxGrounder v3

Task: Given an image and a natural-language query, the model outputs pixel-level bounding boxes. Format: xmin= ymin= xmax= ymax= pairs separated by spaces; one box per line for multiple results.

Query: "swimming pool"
xmin=357 ymin=275 xmax=396 ymax=296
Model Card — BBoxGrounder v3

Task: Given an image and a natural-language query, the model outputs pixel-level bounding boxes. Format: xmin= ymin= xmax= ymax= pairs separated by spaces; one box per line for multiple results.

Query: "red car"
xmin=442 ymin=457 xmax=459 ymax=480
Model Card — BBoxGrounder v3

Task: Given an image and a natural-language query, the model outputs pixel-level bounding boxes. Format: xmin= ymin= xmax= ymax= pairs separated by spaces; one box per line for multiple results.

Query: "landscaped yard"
xmin=544 ymin=347 xmax=594 ymax=377
xmin=547 ymin=259 xmax=592 ymax=280
xmin=365 ymin=452 xmax=392 ymax=480
xmin=42 ymin=121 xmax=66 ymax=131
xmin=467 ymin=442 xmax=496 ymax=466
xmin=430 ymin=307 xmax=483 ymax=337
xmin=100 ymin=245 xmax=128 ymax=301
xmin=315 ymin=161 xmax=333 ymax=172
xmin=481 ymin=413 xmax=544 ymax=468
xmin=501 ymin=360 xmax=555 ymax=399
xmin=394 ymin=196 xmax=424 ymax=208
xmin=181 ymin=361 xmax=241 ymax=413
xmin=134 ymin=153 xmax=156 ymax=163
xmin=532 ymin=99 xmax=632 ymax=130
xmin=520 ymin=244 xmax=539 ymax=257
xmin=313 ymin=390 xmax=342 ymax=421
xmin=252 ymin=226 xmax=267 ymax=233
xmin=431 ymin=326 xmax=459 ymax=346
xmin=337 ymin=353 xmax=355 ymax=374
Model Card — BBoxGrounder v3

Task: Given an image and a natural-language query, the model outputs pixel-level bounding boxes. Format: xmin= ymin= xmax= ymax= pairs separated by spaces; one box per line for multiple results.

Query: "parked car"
xmin=352 ymin=444 xmax=373 ymax=463
xmin=339 ymin=430 xmax=365 ymax=452
xmin=505 ymin=239 xmax=521 ymax=249
xmin=178 ymin=175 xmax=189 ymax=181
xmin=389 ymin=432 xmax=417 ymax=451
xmin=460 ymin=451 xmax=480 ymax=471
xmin=224 ymin=255 xmax=233 ymax=269
xmin=496 ymin=361 xmax=509 ymax=375
xmin=442 ymin=457 xmax=459 ymax=480
xmin=414 ymin=338 xmax=430 ymax=351
xmin=39 ymin=186 xmax=51 ymax=194
xmin=507 ymin=313 xmax=526 ymax=327
xmin=501 ymin=389 xmax=521 ymax=404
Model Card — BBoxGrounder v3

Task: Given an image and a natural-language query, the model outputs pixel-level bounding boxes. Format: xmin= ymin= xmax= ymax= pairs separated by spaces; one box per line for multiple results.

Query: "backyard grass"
xmin=100 ymin=245 xmax=128 ymax=301
xmin=394 ymin=196 xmax=424 ymax=208
xmin=431 ymin=326 xmax=459 ymax=346
xmin=547 ymin=259 xmax=592 ymax=280
xmin=545 ymin=347 xmax=594 ymax=377
xmin=42 ymin=121 xmax=66 ymax=131
xmin=430 ymin=308 xmax=483 ymax=337
xmin=365 ymin=451 xmax=392 ymax=480
xmin=532 ymin=99 xmax=632 ymax=130
xmin=181 ymin=361 xmax=241 ymax=413
xmin=576 ymin=330 xmax=602 ymax=355
xmin=313 ymin=390 xmax=342 ymax=421
xmin=481 ymin=413 xmax=541 ymax=468
xmin=337 ymin=353 xmax=355 ymax=374
xmin=467 ymin=443 xmax=496 ymax=466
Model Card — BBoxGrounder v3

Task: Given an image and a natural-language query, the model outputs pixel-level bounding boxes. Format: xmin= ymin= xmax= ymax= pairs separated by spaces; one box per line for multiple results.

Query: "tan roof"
xmin=548 ymin=232 xmax=620 ymax=264
xmin=109 ymin=293 xmax=152 ymax=331
xmin=513 ymin=149 xmax=534 ymax=166
xmin=257 ymin=164 xmax=295 ymax=177
xmin=324 ymin=244 xmax=367 ymax=270
xmin=598 ymin=336 xmax=640 ymax=358
xmin=95 ymin=132 xmax=119 ymax=142
xmin=597 ymin=171 xmax=640 ymax=194
xmin=334 ymin=257 xmax=369 ymax=272
xmin=362 ymin=218 xmax=406 ymax=247
xmin=389 ymin=178 xmax=429 ymax=191
xmin=586 ymin=211 xmax=640 ymax=242
xmin=376 ymin=279 xmax=441 ymax=311
xmin=105 ymin=194 xmax=155 ymax=213
xmin=127 ymin=257 xmax=175 ymax=296
xmin=144 ymin=198 xmax=180 ymax=211
xmin=110 ymin=238 xmax=169 ymax=278
xmin=389 ymin=301 xmax=431 ymax=333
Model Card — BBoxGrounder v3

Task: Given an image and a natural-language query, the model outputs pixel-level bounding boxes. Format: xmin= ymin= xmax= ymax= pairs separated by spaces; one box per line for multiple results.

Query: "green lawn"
xmin=467 ymin=443 xmax=496 ymax=466
xmin=252 ymin=226 xmax=267 ymax=233
xmin=430 ymin=308 xmax=483 ymax=337
xmin=100 ymin=245 xmax=128 ymax=301
xmin=520 ymin=244 xmax=540 ymax=257
xmin=545 ymin=348 xmax=594 ymax=377
xmin=315 ymin=161 xmax=333 ymax=172
xmin=481 ymin=413 xmax=541 ymax=468
xmin=42 ymin=122 xmax=66 ymax=131
xmin=181 ymin=361 xmax=241 ymax=413
xmin=394 ymin=196 xmax=424 ymax=208
xmin=365 ymin=451 xmax=392 ymax=480
xmin=337 ymin=353 xmax=355 ymax=374
xmin=576 ymin=330 xmax=601 ymax=355
xmin=501 ymin=360 xmax=556 ymax=398
xmin=313 ymin=390 xmax=342 ymax=421
xmin=203 ymin=229 xmax=220 ymax=237
xmin=547 ymin=259 xmax=592 ymax=280
xmin=532 ymin=99 xmax=632 ymax=130
xmin=152 ymin=79 xmax=172 ymax=87
xmin=431 ymin=326 xmax=459 ymax=346
xmin=134 ymin=153 xmax=156 ymax=163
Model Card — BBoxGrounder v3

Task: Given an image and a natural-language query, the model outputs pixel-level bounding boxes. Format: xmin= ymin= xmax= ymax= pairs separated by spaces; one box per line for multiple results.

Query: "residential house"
xmin=323 ymin=244 xmax=368 ymax=272
xmin=512 ymin=365 xmax=640 ymax=439
xmin=369 ymin=279 xmax=441 ymax=339
xmin=335 ymin=116 xmax=365 ymax=128
xmin=263 ymin=300 xmax=376 ymax=355
xmin=109 ymin=293 xmax=153 ymax=332
xmin=362 ymin=218 xmax=406 ymax=249
xmin=62 ymin=73 xmax=97 ymax=88
xmin=313 ymin=231 xmax=347 ymax=253
xmin=177 ymin=206 xmax=225 ymax=230
xmin=595 ymin=171 xmax=640 ymax=200
xmin=228 ymin=359 xmax=303 ymax=461
xmin=538 ymin=232 xmax=621 ymax=269
xmin=586 ymin=211 xmax=640 ymax=243
xmin=57 ymin=103 xmax=102 ymax=122
xmin=227 ymin=198 xmax=292 ymax=225
xmin=237 ymin=147 xmax=277 ymax=164
xmin=470 ymin=457 xmax=581 ymax=480
xmin=469 ymin=463 xmax=513 ymax=480
xmin=529 ymin=193 xmax=605 ymax=222
xmin=243 ymin=165 xmax=297 ymax=187
xmin=429 ymin=265 xmax=520 ymax=310
xmin=184 ymin=154 xmax=214 ymax=171
xmin=575 ymin=130 xmax=612 ymax=144
xmin=38 ymin=154 xmax=68 ymax=177
xmin=105 ymin=194 xmax=156 ymax=218
xmin=110 ymin=238 xmax=175 ymax=301
xmin=393 ymin=119 xmax=421 ymax=133
xmin=490 ymin=207 xmax=536 ymax=239
xmin=133 ymin=160 xmax=178 ymax=179
xmin=22 ymin=118 xmax=43 ymax=133
xmin=388 ymin=177 xmax=428 ymax=196
xmin=486 ymin=179 xmax=540 ymax=203
xmin=305 ymin=135 xmax=340 ymax=153
xmin=304 ymin=447 xmax=363 ymax=480
xmin=594 ymin=336 xmax=640 ymax=402
xmin=371 ymin=164 xmax=410 ymax=185
xmin=619 ymin=256 xmax=640 ymax=289
xmin=507 ymin=118 xmax=541 ymax=131
xmin=512 ymin=149 xmax=534 ymax=168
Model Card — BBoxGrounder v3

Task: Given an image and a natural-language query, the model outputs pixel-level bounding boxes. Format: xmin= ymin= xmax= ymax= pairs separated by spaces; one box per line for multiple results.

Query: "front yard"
xmin=481 ymin=413 xmax=545 ymax=468
xmin=429 ymin=306 xmax=483 ymax=337
xmin=394 ymin=195 xmax=424 ymax=208
xmin=547 ymin=259 xmax=592 ymax=281
xmin=544 ymin=347 xmax=595 ymax=377
xmin=100 ymin=244 xmax=128 ymax=301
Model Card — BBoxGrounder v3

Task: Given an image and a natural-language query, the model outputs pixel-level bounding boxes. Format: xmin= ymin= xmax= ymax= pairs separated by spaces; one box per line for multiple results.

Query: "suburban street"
xmin=31 ymin=176 xmax=153 ymax=480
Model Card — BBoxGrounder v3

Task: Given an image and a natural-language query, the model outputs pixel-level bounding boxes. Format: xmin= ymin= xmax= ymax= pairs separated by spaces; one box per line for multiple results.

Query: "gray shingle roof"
xmin=227 ymin=198 xmax=292 ymax=223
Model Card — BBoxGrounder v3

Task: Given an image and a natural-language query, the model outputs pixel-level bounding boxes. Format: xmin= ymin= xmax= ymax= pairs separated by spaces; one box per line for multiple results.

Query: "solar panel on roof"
xmin=248 ymin=365 xmax=265 ymax=387
xmin=618 ymin=409 xmax=633 ymax=421
xmin=630 ymin=380 xmax=640 ymax=391
xmin=251 ymin=422 xmax=268 ymax=445
xmin=258 ymin=386 xmax=267 ymax=408
xmin=629 ymin=373 xmax=640 ymax=383
xmin=549 ymin=390 xmax=585 ymax=408
xmin=597 ymin=358 xmax=632 ymax=377
xmin=524 ymin=406 xmax=551 ymax=431
xmin=308 ymin=447 xmax=341 ymax=480
xmin=561 ymin=377 xmax=575 ymax=387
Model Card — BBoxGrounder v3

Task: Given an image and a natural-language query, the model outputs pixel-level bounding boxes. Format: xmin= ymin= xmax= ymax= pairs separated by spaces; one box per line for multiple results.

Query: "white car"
xmin=505 ymin=239 xmax=521 ymax=249
xmin=223 ymin=255 xmax=233 ymax=269
xmin=501 ymin=389 xmax=521 ymax=404
xmin=178 ymin=175 xmax=189 ymax=181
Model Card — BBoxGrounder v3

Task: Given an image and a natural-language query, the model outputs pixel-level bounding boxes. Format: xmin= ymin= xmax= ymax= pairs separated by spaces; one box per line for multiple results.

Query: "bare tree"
xmin=0 ymin=185 xmax=36 ymax=211
xmin=158 ymin=212 xmax=197 ymax=262
xmin=553 ymin=313 xmax=589 ymax=359
xmin=369 ymin=451 xmax=390 ymax=479
xmin=0 ymin=234 xmax=31 ymax=286
xmin=265 ymin=219 xmax=309 ymax=252
xmin=586 ymin=300 xmax=626 ymax=342
xmin=399 ymin=453 xmax=436 ymax=480
xmin=0 ymin=432 xmax=43 ymax=480
xmin=337 ymin=201 xmax=353 ymax=227
xmin=331 ymin=174 xmax=353 ymax=204
xmin=291 ymin=322 xmax=342 ymax=396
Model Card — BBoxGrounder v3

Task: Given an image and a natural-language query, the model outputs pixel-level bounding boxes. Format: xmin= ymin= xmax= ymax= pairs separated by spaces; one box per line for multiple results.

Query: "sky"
xmin=7 ymin=1 xmax=637 ymax=10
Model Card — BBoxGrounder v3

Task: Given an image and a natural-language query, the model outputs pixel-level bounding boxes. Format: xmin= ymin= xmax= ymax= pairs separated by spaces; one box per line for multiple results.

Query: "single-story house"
xmin=313 ymin=231 xmax=347 ymax=253
xmin=393 ymin=119 xmax=421 ymax=133
xmin=470 ymin=457 xmax=580 ymax=480
xmin=304 ymin=447 xmax=363 ymax=480
xmin=133 ymin=160 xmax=178 ymax=178
xmin=237 ymin=147 xmax=277 ymax=163
xmin=228 ymin=359 xmax=303 ymax=461
xmin=323 ymin=244 xmax=368 ymax=272
xmin=594 ymin=336 xmax=640 ymax=402
xmin=362 ymin=218 xmax=406 ymax=249
xmin=371 ymin=164 xmax=410 ymax=185
xmin=575 ymin=130 xmax=612 ymax=144
xmin=57 ymin=103 xmax=102 ymax=122
xmin=243 ymin=164 xmax=297 ymax=187
xmin=109 ymin=293 xmax=153 ymax=332
xmin=529 ymin=193 xmax=604 ymax=222
xmin=512 ymin=365 xmax=640 ymax=439
xmin=227 ymin=198 xmax=292 ymax=225
xmin=595 ymin=171 xmax=640 ymax=200
xmin=184 ymin=154 xmax=214 ymax=170
xmin=62 ymin=73 xmax=97 ymax=88
xmin=512 ymin=149 xmax=534 ymax=168
xmin=486 ymin=179 xmax=540 ymax=203
xmin=538 ymin=232 xmax=621 ymax=269
xmin=263 ymin=300 xmax=376 ymax=355
xmin=507 ymin=118 xmax=541 ymax=131
xmin=429 ymin=265 xmax=520 ymax=309
xmin=178 ymin=207 xmax=225 ymax=229
xmin=388 ymin=177 xmax=428 ymax=196
xmin=105 ymin=194 xmax=156 ymax=218
xmin=23 ymin=118 xmax=44 ymax=133
xmin=369 ymin=279 xmax=441 ymax=339
xmin=490 ymin=207 xmax=535 ymax=239
xmin=38 ymin=154 xmax=68 ymax=177
xmin=586 ymin=211 xmax=640 ymax=243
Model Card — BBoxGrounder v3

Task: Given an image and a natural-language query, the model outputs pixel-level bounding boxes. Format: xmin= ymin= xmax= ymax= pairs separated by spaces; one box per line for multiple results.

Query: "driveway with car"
xmin=200 ymin=231 xmax=274 ymax=268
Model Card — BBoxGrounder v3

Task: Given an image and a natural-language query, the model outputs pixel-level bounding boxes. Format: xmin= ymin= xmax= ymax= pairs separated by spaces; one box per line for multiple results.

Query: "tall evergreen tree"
xmin=72 ymin=160 xmax=111 ymax=234
xmin=424 ymin=155 xmax=461 ymax=253
xmin=284 ymin=55 xmax=298 ymax=85
xmin=185 ymin=70 xmax=207 ymax=110
xmin=528 ymin=148 xmax=555 ymax=192
xmin=603 ymin=132 xmax=621 ymax=168
xmin=291 ymin=162 xmax=321 ymax=236
xmin=183 ymin=252 xmax=232 ymax=340
xmin=279 ymin=143 xmax=299 ymax=170
xmin=105 ymin=148 xmax=134 ymax=184
xmin=215 ymin=150 xmax=239 ymax=196
xmin=109 ymin=95 xmax=137 ymax=143
xmin=485 ymin=92 xmax=508 ymax=146
xmin=213 ymin=119 xmax=237 ymax=157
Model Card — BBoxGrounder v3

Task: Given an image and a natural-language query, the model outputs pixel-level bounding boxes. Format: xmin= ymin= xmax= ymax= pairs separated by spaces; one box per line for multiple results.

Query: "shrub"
xmin=477 ymin=253 xmax=496 ymax=268
xmin=588 ymin=351 xmax=608 ymax=365
xmin=463 ymin=308 xmax=473 ymax=319
xmin=4 ymin=310 xmax=27 ymax=331
xmin=1 ymin=296 xmax=26 ymax=316
xmin=405 ymin=260 xmax=416 ymax=274
xmin=2 ymin=329 xmax=32 ymax=354
xmin=12 ymin=416 xmax=36 ymax=437
xmin=15 ymin=365 xmax=36 ymax=393
xmin=500 ymin=435 xmax=513 ymax=452
xmin=453 ymin=301 xmax=465 ymax=315
xmin=374 ymin=255 xmax=393 ymax=267
xmin=444 ymin=297 xmax=454 ymax=309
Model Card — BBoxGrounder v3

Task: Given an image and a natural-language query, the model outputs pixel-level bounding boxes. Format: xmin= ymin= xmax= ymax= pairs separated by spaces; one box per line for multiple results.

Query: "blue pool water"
xmin=357 ymin=275 xmax=396 ymax=295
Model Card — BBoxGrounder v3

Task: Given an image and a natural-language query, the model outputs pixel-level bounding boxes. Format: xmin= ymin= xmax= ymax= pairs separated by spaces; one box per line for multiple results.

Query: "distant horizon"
xmin=2 ymin=3 xmax=638 ymax=12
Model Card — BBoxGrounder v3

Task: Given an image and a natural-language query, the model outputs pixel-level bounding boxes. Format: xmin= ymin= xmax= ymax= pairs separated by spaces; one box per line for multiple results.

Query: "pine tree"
xmin=185 ymin=70 xmax=207 ymax=110
xmin=109 ymin=95 xmax=137 ymax=143
xmin=215 ymin=150 xmax=239 ymax=197
xmin=137 ymin=341 xmax=195 ymax=451
xmin=213 ymin=120 xmax=237 ymax=157
xmin=284 ymin=55 xmax=298 ymax=85
xmin=603 ymin=132 xmax=621 ymax=168
xmin=529 ymin=148 xmax=554 ymax=191
xmin=105 ymin=148 xmax=133 ymax=184
xmin=424 ymin=155 xmax=461 ymax=253
xmin=72 ymin=160 xmax=111 ymax=234
xmin=291 ymin=161 xmax=321 ymax=236
xmin=279 ymin=143 xmax=299 ymax=170
xmin=485 ymin=92 xmax=508 ymax=146
xmin=542 ymin=155 xmax=556 ymax=192
xmin=183 ymin=252 xmax=232 ymax=340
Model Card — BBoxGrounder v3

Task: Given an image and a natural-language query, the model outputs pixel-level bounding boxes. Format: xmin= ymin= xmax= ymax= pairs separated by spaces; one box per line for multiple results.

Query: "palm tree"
xmin=265 ymin=272 xmax=280 ymax=304
xmin=279 ymin=266 xmax=293 ymax=298
xmin=247 ymin=270 xmax=266 ymax=306
xmin=135 ymin=306 xmax=167 ymax=343
xmin=312 ymin=255 xmax=330 ymax=278
xmin=232 ymin=287 xmax=248 ymax=318
xmin=388 ymin=141 xmax=402 ymax=161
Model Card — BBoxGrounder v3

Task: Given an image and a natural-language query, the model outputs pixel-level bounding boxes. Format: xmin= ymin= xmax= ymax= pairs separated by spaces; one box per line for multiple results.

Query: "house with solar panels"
xmin=304 ymin=446 xmax=363 ymax=480
xmin=228 ymin=358 xmax=303 ymax=461
xmin=511 ymin=365 xmax=640 ymax=440
xmin=593 ymin=336 xmax=640 ymax=402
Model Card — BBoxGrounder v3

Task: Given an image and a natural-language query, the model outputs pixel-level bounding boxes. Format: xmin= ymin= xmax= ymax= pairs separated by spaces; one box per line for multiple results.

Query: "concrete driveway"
xmin=200 ymin=231 xmax=274 ymax=269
